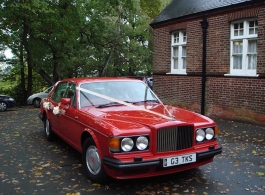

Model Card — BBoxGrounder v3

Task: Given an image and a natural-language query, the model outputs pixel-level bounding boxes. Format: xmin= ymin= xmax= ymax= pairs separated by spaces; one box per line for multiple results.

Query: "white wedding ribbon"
xmin=76 ymin=86 xmax=175 ymax=121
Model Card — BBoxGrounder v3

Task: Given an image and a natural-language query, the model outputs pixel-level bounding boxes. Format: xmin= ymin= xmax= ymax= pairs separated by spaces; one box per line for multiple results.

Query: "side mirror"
xmin=61 ymin=98 xmax=71 ymax=105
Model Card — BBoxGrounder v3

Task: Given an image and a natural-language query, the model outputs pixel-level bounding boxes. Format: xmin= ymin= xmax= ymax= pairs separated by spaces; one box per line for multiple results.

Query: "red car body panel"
xmin=39 ymin=77 xmax=222 ymax=180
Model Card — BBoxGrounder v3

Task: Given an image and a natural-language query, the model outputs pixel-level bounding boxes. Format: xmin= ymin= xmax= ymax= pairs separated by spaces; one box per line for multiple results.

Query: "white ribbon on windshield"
xmin=76 ymin=86 xmax=175 ymax=121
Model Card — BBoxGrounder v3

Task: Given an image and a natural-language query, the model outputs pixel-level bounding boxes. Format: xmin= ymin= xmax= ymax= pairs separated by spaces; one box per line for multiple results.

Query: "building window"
xmin=230 ymin=19 xmax=258 ymax=76
xmin=171 ymin=30 xmax=186 ymax=74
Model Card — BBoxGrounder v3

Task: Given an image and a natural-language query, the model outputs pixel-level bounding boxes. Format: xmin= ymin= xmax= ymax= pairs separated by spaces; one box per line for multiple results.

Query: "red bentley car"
xmin=38 ymin=77 xmax=222 ymax=183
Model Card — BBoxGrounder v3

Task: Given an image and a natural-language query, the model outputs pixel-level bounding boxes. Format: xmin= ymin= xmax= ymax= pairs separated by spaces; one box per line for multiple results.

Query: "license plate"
xmin=163 ymin=153 xmax=196 ymax=167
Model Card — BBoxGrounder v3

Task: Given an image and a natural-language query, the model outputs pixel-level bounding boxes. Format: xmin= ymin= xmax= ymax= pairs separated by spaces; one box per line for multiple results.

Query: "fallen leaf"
xmin=256 ymin=172 xmax=264 ymax=177
xmin=92 ymin=183 xmax=100 ymax=187
xmin=35 ymin=172 xmax=42 ymax=176
xmin=42 ymin=163 xmax=50 ymax=167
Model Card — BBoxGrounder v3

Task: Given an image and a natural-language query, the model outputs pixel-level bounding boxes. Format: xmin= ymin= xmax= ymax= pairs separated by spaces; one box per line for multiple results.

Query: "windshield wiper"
xmin=132 ymin=100 xmax=159 ymax=104
xmin=96 ymin=102 xmax=122 ymax=108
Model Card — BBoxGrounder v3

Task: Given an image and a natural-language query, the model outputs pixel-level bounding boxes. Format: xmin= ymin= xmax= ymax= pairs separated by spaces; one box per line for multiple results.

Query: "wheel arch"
xmin=42 ymin=110 xmax=48 ymax=121
xmin=33 ymin=97 xmax=41 ymax=101
xmin=42 ymin=110 xmax=52 ymax=123
xmin=33 ymin=97 xmax=41 ymax=104
xmin=0 ymin=100 xmax=8 ymax=105
xmin=81 ymin=129 xmax=103 ymax=154
xmin=81 ymin=130 xmax=96 ymax=147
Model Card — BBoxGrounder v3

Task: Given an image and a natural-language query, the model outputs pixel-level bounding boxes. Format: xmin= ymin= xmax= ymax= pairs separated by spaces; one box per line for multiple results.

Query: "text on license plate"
xmin=163 ymin=153 xmax=196 ymax=167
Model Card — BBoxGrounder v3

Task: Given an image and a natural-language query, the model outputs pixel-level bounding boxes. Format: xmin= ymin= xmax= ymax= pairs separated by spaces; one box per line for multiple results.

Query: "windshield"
xmin=79 ymin=81 xmax=159 ymax=108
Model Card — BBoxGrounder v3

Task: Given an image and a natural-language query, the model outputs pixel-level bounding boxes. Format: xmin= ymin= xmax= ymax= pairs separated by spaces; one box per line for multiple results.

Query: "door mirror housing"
xmin=61 ymin=98 xmax=71 ymax=105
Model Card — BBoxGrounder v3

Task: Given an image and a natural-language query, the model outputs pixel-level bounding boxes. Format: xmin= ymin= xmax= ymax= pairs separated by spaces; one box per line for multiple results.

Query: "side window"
xmin=51 ymin=82 xmax=68 ymax=102
xmin=64 ymin=83 xmax=76 ymax=107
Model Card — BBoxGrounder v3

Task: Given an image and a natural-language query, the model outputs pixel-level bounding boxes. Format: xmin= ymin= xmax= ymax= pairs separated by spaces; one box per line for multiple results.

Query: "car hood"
xmin=83 ymin=103 xmax=215 ymax=129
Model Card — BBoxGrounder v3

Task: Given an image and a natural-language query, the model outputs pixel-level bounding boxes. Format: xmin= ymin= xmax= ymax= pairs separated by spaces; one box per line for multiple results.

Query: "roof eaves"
xmin=150 ymin=0 xmax=255 ymax=26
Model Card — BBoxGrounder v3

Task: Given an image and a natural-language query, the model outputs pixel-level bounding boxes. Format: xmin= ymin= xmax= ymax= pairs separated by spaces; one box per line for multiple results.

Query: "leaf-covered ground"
xmin=0 ymin=107 xmax=264 ymax=195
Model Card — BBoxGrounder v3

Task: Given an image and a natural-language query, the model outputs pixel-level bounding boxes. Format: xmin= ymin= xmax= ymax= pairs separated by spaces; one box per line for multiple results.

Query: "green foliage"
xmin=0 ymin=58 xmax=47 ymax=106
xmin=139 ymin=0 xmax=162 ymax=18
xmin=0 ymin=0 xmax=172 ymax=105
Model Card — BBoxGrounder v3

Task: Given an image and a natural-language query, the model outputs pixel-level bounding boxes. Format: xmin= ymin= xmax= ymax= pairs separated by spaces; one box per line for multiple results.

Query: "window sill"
xmin=166 ymin=72 xmax=187 ymax=75
xmin=224 ymin=74 xmax=259 ymax=77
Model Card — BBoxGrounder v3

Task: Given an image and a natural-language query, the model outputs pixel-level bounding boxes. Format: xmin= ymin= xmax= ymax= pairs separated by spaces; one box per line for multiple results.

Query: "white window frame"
xmin=228 ymin=19 xmax=258 ymax=76
xmin=169 ymin=30 xmax=187 ymax=74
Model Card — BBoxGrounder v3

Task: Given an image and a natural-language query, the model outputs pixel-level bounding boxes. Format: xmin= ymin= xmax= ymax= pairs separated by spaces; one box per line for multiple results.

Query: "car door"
xmin=49 ymin=82 xmax=68 ymax=133
xmin=57 ymin=82 xmax=85 ymax=150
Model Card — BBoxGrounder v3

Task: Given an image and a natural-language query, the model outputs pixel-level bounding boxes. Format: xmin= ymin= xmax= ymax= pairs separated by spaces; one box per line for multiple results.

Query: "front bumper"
xmin=104 ymin=146 xmax=222 ymax=171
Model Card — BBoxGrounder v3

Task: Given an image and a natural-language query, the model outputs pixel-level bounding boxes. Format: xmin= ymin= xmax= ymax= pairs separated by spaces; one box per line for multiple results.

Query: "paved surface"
xmin=0 ymin=107 xmax=264 ymax=195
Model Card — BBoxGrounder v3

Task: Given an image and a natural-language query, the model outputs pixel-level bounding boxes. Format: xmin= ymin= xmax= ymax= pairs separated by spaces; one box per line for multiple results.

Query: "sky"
xmin=4 ymin=49 xmax=13 ymax=58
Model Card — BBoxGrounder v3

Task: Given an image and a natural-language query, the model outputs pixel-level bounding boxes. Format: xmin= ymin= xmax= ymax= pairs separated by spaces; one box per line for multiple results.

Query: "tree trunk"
xmin=19 ymin=40 xmax=26 ymax=105
xmin=53 ymin=52 xmax=61 ymax=82
xmin=101 ymin=50 xmax=113 ymax=76
xmin=37 ymin=69 xmax=54 ymax=86
xmin=22 ymin=19 xmax=33 ymax=98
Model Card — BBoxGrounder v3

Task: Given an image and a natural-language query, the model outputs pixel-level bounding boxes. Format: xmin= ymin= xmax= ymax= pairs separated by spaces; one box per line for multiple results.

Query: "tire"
xmin=82 ymin=137 xmax=109 ymax=183
xmin=44 ymin=117 xmax=55 ymax=141
xmin=0 ymin=102 xmax=7 ymax=112
xmin=33 ymin=98 xmax=41 ymax=108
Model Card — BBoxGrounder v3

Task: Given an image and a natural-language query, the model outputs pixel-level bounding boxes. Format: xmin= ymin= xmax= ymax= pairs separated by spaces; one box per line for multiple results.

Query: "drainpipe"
xmin=200 ymin=15 xmax=208 ymax=115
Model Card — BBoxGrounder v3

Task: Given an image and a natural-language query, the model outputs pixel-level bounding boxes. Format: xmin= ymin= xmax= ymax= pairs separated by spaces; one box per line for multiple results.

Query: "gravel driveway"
xmin=0 ymin=107 xmax=264 ymax=195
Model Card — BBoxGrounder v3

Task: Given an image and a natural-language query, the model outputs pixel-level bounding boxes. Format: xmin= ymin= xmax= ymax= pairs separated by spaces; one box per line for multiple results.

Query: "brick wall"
xmin=257 ymin=7 xmax=265 ymax=74
xmin=207 ymin=15 xmax=230 ymax=74
xmin=152 ymin=5 xmax=265 ymax=125
xmin=153 ymin=75 xmax=201 ymax=112
xmin=206 ymin=77 xmax=265 ymax=123
xmin=186 ymin=19 xmax=203 ymax=73
xmin=152 ymin=27 xmax=171 ymax=73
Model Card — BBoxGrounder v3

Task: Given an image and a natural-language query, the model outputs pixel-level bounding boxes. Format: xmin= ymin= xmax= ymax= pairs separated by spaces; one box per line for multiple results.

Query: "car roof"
xmin=57 ymin=77 xmax=143 ymax=86
xmin=124 ymin=76 xmax=146 ymax=81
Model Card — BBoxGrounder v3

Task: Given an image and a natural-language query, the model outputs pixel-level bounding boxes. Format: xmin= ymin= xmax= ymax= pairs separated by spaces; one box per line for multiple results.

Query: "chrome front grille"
xmin=156 ymin=126 xmax=194 ymax=152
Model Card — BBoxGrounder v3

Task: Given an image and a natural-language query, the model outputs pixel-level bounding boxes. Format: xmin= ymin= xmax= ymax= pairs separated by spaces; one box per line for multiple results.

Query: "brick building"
xmin=150 ymin=0 xmax=265 ymax=125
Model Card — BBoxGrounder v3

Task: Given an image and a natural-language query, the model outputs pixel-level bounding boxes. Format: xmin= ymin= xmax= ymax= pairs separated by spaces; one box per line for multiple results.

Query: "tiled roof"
xmin=151 ymin=0 xmax=254 ymax=25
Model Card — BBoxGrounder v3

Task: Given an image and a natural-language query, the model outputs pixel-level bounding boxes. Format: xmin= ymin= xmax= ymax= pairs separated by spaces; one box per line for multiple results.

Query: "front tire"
xmin=82 ymin=138 xmax=108 ymax=183
xmin=33 ymin=98 xmax=41 ymax=108
xmin=44 ymin=118 xmax=55 ymax=141
xmin=0 ymin=102 xmax=7 ymax=111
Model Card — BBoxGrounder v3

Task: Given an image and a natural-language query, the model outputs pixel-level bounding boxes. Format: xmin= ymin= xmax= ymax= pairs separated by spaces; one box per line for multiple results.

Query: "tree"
xmin=79 ymin=0 xmax=154 ymax=77
xmin=0 ymin=0 xmax=171 ymax=105
xmin=140 ymin=0 xmax=162 ymax=18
